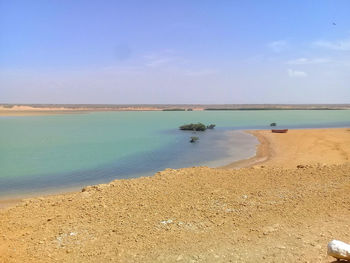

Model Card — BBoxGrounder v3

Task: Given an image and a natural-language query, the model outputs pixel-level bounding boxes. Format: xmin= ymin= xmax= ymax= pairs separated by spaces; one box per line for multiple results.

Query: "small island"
xmin=179 ymin=123 xmax=216 ymax=131
xmin=179 ymin=123 xmax=207 ymax=131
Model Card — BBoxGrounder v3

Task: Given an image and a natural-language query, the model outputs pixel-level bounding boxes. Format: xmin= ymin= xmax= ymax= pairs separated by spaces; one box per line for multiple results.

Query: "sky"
xmin=1 ymin=0 xmax=350 ymax=104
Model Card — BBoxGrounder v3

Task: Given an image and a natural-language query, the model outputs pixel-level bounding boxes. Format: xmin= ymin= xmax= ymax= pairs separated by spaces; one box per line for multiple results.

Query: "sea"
xmin=0 ymin=110 xmax=349 ymax=198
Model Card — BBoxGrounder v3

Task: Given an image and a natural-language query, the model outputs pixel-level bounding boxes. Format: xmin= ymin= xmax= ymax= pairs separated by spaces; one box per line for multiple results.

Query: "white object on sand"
xmin=327 ymin=240 xmax=350 ymax=260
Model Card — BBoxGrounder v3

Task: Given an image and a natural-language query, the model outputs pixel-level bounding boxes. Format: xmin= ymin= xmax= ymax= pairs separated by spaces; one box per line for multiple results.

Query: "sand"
xmin=224 ymin=128 xmax=350 ymax=169
xmin=0 ymin=128 xmax=350 ymax=262
xmin=0 ymin=105 xmax=162 ymax=116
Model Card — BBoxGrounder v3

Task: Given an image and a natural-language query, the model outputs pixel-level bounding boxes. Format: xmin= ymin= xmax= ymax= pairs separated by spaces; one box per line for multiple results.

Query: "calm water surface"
xmin=0 ymin=110 xmax=349 ymax=198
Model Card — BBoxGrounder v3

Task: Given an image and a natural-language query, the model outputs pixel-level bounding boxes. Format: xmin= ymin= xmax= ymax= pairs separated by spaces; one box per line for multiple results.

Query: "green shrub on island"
xmin=179 ymin=123 xmax=207 ymax=131
xmin=207 ymin=124 xmax=216 ymax=129
xmin=190 ymin=136 xmax=199 ymax=143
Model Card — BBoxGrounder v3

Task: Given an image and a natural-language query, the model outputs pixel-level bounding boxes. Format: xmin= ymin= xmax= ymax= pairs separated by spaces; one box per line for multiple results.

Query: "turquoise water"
xmin=0 ymin=110 xmax=349 ymax=198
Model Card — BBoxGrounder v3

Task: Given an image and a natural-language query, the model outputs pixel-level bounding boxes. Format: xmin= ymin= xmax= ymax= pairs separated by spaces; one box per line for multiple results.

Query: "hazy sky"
xmin=1 ymin=0 xmax=350 ymax=104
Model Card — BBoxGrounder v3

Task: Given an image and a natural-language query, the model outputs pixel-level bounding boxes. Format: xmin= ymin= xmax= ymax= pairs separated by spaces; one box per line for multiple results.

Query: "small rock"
xmin=176 ymin=255 xmax=183 ymax=261
xmin=161 ymin=219 xmax=173 ymax=225
xmin=262 ymin=224 xmax=280 ymax=234
xmin=81 ymin=191 xmax=90 ymax=198
xmin=315 ymin=244 xmax=322 ymax=250
xmin=327 ymin=240 xmax=350 ymax=260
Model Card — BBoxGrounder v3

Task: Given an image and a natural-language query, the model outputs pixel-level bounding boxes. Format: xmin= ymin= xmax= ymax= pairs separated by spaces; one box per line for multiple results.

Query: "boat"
xmin=271 ymin=129 xmax=288 ymax=133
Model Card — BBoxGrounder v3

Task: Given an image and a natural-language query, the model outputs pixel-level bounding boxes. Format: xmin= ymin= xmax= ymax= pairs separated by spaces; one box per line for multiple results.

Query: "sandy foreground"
xmin=0 ymin=128 xmax=350 ymax=262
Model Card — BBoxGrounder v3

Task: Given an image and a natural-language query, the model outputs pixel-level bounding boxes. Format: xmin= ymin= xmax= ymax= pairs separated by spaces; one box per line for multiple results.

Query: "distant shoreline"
xmin=1 ymin=104 xmax=349 ymax=116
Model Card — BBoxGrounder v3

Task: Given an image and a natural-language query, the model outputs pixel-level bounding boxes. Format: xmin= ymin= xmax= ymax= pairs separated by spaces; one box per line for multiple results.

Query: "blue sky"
xmin=1 ymin=0 xmax=350 ymax=104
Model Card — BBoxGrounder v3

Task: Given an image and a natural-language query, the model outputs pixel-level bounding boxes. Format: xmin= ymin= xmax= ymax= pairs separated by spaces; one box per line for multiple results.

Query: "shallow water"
xmin=0 ymin=110 xmax=349 ymax=198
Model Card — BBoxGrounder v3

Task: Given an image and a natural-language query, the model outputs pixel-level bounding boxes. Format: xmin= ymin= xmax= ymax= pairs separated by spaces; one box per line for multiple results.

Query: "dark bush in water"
xmin=179 ymin=123 xmax=207 ymax=131
xmin=190 ymin=136 xmax=199 ymax=143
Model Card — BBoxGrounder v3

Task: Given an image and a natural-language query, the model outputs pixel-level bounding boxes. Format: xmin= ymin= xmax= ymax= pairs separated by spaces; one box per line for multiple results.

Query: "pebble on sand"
xmin=327 ymin=240 xmax=350 ymax=260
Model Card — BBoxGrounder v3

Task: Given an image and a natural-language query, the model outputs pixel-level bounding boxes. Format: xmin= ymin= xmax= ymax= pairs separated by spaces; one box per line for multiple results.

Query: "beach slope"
xmin=1 ymin=128 xmax=350 ymax=262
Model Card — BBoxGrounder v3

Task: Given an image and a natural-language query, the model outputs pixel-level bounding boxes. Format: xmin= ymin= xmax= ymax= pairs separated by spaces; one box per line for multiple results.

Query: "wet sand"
xmin=0 ymin=128 xmax=350 ymax=262
xmin=221 ymin=130 xmax=271 ymax=169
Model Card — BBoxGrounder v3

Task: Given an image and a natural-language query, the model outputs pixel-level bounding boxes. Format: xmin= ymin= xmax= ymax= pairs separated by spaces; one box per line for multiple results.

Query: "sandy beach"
xmin=0 ymin=105 xmax=162 ymax=116
xmin=3 ymin=1 xmax=350 ymax=262
xmin=1 ymin=128 xmax=350 ymax=262
xmin=224 ymin=128 xmax=350 ymax=169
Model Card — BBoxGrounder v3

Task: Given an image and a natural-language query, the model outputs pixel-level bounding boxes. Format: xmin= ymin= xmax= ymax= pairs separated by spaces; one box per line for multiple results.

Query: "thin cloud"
xmin=286 ymin=57 xmax=330 ymax=65
xmin=143 ymin=50 xmax=188 ymax=68
xmin=313 ymin=39 xmax=350 ymax=51
xmin=146 ymin=58 xmax=175 ymax=67
xmin=184 ymin=69 xmax=218 ymax=76
xmin=287 ymin=69 xmax=307 ymax=78
xmin=268 ymin=40 xmax=288 ymax=52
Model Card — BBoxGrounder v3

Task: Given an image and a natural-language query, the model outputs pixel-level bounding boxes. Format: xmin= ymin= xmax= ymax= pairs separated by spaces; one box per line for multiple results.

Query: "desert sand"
xmin=224 ymin=128 xmax=350 ymax=169
xmin=0 ymin=105 xmax=162 ymax=116
xmin=0 ymin=128 xmax=350 ymax=262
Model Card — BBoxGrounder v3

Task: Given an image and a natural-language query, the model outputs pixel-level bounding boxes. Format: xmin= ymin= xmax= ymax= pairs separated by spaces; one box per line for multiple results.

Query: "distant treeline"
xmin=163 ymin=108 xmax=193 ymax=111
xmin=1 ymin=104 xmax=349 ymax=111
xmin=204 ymin=108 xmax=345 ymax=111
